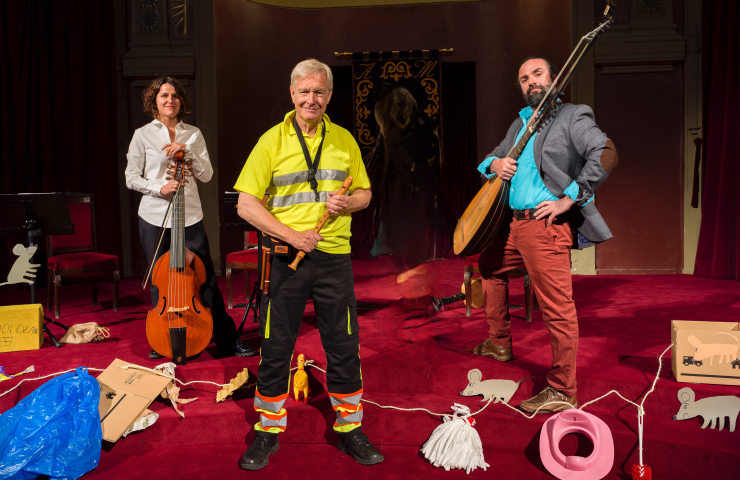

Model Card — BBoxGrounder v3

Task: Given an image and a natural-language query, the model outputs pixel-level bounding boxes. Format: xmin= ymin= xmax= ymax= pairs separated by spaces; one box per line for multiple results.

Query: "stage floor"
xmin=1 ymin=257 xmax=739 ymax=479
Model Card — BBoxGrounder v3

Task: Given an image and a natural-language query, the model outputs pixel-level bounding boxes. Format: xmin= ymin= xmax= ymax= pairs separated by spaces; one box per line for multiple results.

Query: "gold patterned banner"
xmin=351 ymin=52 xmax=441 ymax=160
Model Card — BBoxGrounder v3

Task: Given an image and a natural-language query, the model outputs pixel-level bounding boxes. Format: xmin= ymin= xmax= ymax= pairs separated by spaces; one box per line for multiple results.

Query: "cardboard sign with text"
xmin=0 ymin=304 xmax=43 ymax=353
xmin=97 ymin=358 xmax=170 ymax=443
xmin=672 ymin=320 xmax=740 ymax=387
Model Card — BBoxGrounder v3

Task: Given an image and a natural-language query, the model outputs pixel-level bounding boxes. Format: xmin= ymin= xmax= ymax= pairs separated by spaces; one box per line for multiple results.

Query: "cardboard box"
xmin=0 ymin=304 xmax=43 ymax=353
xmin=97 ymin=358 xmax=171 ymax=443
xmin=671 ymin=320 xmax=740 ymax=386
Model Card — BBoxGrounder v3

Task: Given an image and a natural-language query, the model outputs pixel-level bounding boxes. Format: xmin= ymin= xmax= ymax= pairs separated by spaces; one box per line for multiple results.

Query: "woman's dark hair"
xmin=142 ymin=76 xmax=191 ymax=123
xmin=517 ymin=56 xmax=558 ymax=83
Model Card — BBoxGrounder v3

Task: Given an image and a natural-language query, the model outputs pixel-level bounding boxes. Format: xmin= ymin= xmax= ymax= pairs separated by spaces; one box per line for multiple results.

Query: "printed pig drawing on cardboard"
xmin=687 ymin=333 xmax=739 ymax=365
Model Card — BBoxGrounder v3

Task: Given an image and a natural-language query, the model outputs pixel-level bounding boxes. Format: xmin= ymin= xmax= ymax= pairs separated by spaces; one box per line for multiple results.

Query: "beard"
xmin=523 ymin=82 xmax=552 ymax=109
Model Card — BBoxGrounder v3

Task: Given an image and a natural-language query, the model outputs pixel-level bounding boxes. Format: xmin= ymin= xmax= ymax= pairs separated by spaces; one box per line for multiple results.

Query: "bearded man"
xmin=472 ymin=56 xmax=618 ymax=413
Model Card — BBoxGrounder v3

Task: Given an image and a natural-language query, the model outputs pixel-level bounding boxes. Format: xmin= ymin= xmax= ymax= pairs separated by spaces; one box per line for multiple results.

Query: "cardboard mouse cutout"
xmin=0 ymin=244 xmax=40 ymax=286
xmin=673 ymin=387 xmax=740 ymax=432
xmin=460 ymin=368 xmax=530 ymax=404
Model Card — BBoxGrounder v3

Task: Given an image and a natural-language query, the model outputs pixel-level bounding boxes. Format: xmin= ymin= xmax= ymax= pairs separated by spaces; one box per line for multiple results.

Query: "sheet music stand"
xmin=0 ymin=193 xmax=74 ymax=347
xmin=224 ymin=192 xmax=262 ymax=332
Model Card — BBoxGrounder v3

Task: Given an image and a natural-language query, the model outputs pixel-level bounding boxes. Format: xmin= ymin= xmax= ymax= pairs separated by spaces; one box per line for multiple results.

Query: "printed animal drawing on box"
xmin=686 ymin=333 xmax=739 ymax=366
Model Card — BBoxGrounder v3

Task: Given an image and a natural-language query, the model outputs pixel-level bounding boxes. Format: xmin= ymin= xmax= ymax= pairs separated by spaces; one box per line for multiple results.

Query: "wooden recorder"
xmin=288 ymin=176 xmax=353 ymax=271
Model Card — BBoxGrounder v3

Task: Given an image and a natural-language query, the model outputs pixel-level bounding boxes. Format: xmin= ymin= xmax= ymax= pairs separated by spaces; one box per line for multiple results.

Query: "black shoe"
xmin=234 ymin=338 xmax=257 ymax=357
xmin=337 ymin=432 xmax=384 ymax=465
xmin=239 ymin=435 xmax=279 ymax=471
xmin=149 ymin=349 xmax=164 ymax=359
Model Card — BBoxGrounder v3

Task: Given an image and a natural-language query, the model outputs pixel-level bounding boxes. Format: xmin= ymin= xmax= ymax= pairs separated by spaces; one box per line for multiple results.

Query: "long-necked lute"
xmin=453 ymin=8 xmax=614 ymax=256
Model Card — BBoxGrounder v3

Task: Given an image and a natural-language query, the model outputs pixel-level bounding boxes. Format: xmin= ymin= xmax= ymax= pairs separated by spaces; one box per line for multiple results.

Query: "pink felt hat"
xmin=539 ymin=409 xmax=614 ymax=480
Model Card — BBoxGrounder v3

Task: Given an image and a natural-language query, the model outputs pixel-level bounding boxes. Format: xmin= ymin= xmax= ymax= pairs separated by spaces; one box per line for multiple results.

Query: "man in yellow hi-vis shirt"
xmin=234 ymin=59 xmax=379 ymax=470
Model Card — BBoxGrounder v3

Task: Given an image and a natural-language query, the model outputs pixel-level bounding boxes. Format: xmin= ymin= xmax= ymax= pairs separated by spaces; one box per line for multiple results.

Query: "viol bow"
xmin=452 ymin=7 xmax=615 ymax=256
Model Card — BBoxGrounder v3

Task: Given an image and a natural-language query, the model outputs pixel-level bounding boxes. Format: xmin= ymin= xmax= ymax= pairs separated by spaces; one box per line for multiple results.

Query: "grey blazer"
xmin=485 ymin=103 xmax=618 ymax=244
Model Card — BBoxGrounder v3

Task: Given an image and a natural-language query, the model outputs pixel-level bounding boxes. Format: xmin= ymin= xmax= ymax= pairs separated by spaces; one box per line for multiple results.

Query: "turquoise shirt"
xmin=477 ymin=106 xmax=592 ymax=210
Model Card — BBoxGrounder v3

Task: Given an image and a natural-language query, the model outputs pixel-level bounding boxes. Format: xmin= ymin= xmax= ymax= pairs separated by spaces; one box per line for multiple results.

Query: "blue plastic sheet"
xmin=0 ymin=367 xmax=101 ymax=480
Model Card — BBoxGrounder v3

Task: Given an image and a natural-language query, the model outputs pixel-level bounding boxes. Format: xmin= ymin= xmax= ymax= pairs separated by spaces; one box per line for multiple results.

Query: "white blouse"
xmin=125 ymin=119 xmax=212 ymax=228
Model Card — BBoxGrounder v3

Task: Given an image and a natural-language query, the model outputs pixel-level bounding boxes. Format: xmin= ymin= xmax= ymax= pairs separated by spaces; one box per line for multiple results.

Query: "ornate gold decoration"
xmin=415 ymin=59 xmax=438 ymax=79
xmin=172 ymin=0 xmax=188 ymax=35
xmin=639 ymin=0 xmax=665 ymax=18
xmin=421 ymin=78 xmax=439 ymax=118
xmin=355 ymin=79 xmax=375 ymax=146
xmin=380 ymin=61 xmax=413 ymax=82
xmin=139 ymin=0 xmax=161 ymax=35
xmin=335 ymin=48 xmax=454 ymax=60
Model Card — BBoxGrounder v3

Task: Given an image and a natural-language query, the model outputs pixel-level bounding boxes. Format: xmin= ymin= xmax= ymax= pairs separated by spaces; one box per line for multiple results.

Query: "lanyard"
xmin=293 ymin=116 xmax=326 ymax=203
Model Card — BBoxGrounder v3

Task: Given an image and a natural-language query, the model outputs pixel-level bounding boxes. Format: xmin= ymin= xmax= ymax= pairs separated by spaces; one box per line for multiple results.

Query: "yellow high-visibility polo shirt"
xmin=234 ymin=110 xmax=371 ymax=254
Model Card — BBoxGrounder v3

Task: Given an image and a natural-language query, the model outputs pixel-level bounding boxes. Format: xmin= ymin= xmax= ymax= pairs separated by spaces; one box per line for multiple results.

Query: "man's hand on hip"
xmin=290 ymin=230 xmax=324 ymax=253
xmin=491 ymin=157 xmax=518 ymax=180
xmin=535 ymin=197 xmax=575 ymax=226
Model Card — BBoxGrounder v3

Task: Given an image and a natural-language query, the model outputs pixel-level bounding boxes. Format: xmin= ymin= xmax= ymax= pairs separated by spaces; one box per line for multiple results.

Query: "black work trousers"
xmin=257 ymin=250 xmax=362 ymax=398
xmin=139 ymin=217 xmax=237 ymax=353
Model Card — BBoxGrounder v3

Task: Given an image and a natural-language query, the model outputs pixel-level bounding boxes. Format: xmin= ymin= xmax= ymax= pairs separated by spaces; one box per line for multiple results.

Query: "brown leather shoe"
xmin=472 ymin=338 xmax=513 ymax=361
xmin=520 ymin=387 xmax=577 ymax=414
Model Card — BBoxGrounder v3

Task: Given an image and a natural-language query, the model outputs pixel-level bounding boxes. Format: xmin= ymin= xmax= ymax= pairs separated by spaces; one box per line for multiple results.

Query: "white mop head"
xmin=421 ymin=403 xmax=489 ymax=474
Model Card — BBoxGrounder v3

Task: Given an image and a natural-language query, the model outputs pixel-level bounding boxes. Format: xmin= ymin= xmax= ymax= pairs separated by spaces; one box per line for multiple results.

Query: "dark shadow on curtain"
xmin=0 ymin=0 xmax=120 ymax=286
xmin=348 ymin=61 xmax=478 ymax=259
xmin=694 ymin=0 xmax=739 ymax=280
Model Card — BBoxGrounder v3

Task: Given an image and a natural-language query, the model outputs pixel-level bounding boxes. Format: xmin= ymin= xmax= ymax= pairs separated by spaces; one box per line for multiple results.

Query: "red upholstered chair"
xmin=46 ymin=193 xmax=119 ymax=319
xmin=225 ymin=231 xmax=260 ymax=309
xmin=463 ymin=254 xmax=538 ymax=321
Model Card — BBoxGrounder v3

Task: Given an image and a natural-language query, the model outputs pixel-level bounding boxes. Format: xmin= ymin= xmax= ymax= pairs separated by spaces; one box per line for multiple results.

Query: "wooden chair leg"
xmin=226 ymin=267 xmax=233 ymax=309
xmin=464 ymin=267 xmax=473 ymax=317
xmin=523 ymin=273 xmax=533 ymax=323
xmin=92 ymin=277 xmax=98 ymax=306
xmin=245 ymin=270 xmax=251 ymax=306
xmin=113 ymin=270 xmax=119 ymax=312
xmin=54 ymin=275 xmax=62 ymax=319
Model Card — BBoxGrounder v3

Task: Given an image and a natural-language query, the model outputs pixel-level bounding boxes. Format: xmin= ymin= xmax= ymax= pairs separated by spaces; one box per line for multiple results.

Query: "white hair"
xmin=291 ymin=59 xmax=333 ymax=91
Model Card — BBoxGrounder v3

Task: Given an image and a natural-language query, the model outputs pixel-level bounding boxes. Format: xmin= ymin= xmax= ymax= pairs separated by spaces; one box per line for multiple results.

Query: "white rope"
xmin=119 ymin=364 xmax=228 ymax=388
xmin=0 ymin=368 xmax=105 ymax=400
xmin=301 ymin=344 xmax=673 ymax=422
xmin=1 ymin=344 xmax=674 ymax=424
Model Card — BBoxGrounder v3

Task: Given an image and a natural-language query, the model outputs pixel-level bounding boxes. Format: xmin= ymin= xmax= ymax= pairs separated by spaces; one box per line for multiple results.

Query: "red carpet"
xmin=1 ymin=257 xmax=739 ymax=479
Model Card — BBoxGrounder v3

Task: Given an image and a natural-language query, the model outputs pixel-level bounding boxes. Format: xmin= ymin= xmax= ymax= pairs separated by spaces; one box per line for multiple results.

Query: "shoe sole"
xmin=235 ymin=350 xmax=258 ymax=358
xmin=520 ymin=402 xmax=578 ymax=414
xmin=337 ymin=442 xmax=384 ymax=466
xmin=239 ymin=443 xmax=279 ymax=470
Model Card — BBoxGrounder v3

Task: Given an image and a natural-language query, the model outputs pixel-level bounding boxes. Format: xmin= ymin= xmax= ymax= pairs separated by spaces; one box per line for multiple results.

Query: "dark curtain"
xmin=440 ymin=62 xmax=478 ymax=220
xmin=694 ymin=0 xmax=740 ymax=280
xmin=0 ymin=0 xmax=120 ymax=285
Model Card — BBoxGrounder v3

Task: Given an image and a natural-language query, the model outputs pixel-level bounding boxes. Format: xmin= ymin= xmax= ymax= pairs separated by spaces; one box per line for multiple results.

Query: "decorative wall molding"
xmin=595 ymin=0 xmax=685 ymax=74
xmin=247 ymin=0 xmax=480 ymax=8
xmin=123 ymin=0 xmax=195 ymax=78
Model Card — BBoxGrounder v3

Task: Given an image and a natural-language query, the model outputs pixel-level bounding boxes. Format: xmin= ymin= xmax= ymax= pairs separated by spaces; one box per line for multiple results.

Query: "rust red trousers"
xmin=477 ymin=215 xmax=578 ymax=397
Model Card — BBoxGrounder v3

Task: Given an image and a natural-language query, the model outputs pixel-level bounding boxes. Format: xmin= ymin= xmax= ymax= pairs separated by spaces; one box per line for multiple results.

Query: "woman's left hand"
xmin=162 ymin=143 xmax=187 ymax=157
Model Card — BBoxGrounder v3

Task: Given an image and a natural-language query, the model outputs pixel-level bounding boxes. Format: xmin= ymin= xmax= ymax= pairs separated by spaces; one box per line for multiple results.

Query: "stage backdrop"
xmin=351 ymin=52 xmax=441 ymax=159
xmin=348 ymin=51 xmax=455 ymax=264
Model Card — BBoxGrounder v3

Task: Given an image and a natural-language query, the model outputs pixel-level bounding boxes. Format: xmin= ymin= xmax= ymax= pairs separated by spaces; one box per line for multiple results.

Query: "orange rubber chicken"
xmin=293 ymin=353 xmax=309 ymax=403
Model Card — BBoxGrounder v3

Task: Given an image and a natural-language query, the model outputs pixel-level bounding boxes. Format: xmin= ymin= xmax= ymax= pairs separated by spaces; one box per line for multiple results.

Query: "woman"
xmin=125 ymin=76 xmax=254 ymax=359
